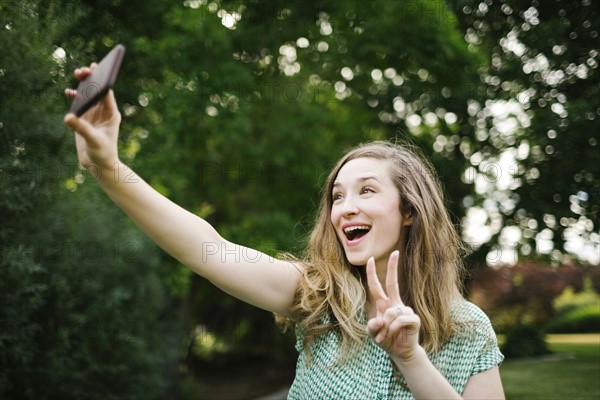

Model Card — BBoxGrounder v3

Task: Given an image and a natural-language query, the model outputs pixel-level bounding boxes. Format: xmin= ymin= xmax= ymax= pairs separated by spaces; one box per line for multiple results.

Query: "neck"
xmin=375 ymin=243 xmax=407 ymax=289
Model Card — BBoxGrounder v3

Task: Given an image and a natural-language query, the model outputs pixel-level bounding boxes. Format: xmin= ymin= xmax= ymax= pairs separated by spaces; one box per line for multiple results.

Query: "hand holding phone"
xmin=64 ymin=46 xmax=125 ymax=171
xmin=68 ymin=44 xmax=125 ymax=117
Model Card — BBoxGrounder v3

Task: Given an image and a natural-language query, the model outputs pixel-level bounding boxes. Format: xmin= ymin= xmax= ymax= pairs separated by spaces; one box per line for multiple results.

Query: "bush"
xmin=546 ymin=280 xmax=600 ymax=333
xmin=1 ymin=2 xmax=184 ymax=398
xmin=546 ymin=304 xmax=600 ymax=333
xmin=0 ymin=185 xmax=184 ymax=399
xmin=501 ymin=325 xmax=550 ymax=359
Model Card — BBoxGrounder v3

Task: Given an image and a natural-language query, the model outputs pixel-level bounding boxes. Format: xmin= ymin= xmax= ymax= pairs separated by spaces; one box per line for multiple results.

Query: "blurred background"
xmin=1 ymin=0 xmax=598 ymax=399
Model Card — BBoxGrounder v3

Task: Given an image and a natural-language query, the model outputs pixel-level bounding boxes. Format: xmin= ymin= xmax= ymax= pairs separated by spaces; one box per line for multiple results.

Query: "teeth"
xmin=344 ymin=225 xmax=371 ymax=233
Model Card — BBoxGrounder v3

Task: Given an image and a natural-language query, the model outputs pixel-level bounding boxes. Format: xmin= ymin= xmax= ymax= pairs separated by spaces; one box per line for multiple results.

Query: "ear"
xmin=398 ymin=197 xmax=413 ymax=227
xmin=400 ymin=204 xmax=413 ymax=227
xmin=402 ymin=212 xmax=413 ymax=227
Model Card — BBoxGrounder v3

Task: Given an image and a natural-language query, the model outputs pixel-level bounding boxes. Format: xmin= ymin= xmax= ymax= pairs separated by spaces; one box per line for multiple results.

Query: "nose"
xmin=339 ymin=195 xmax=359 ymax=216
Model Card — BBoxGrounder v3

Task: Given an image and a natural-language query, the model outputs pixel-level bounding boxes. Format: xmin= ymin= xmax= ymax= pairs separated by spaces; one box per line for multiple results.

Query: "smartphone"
xmin=69 ymin=44 xmax=126 ymax=117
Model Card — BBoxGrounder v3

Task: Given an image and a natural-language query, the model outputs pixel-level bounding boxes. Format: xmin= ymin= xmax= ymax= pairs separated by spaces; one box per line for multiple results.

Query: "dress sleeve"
xmin=470 ymin=308 xmax=504 ymax=375
xmin=294 ymin=324 xmax=304 ymax=352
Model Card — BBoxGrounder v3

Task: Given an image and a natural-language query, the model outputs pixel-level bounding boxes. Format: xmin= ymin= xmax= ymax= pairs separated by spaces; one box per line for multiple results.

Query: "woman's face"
xmin=330 ymin=157 xmax=412 ymax=267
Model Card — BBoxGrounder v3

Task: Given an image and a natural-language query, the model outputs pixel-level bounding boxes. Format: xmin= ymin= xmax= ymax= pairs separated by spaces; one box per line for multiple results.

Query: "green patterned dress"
xmin=288 ymin=299 xmax=503 ymax=399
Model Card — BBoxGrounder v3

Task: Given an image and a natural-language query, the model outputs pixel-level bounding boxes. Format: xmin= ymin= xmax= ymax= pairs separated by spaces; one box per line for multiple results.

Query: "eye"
xmin=360 ymin=186 xmax=375 ymax=195
xmin=332 ymin=192 xmax=343 ymax=201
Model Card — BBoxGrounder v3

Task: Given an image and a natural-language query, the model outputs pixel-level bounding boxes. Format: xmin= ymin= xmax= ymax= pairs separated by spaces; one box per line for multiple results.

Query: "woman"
xmin=65 ymin=65 xmax=504 ymax=399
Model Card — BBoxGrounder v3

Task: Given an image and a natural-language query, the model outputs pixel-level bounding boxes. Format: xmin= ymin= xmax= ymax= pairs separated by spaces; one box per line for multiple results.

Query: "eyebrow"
xmin=332 ymin=175 xmax=381 ymax=188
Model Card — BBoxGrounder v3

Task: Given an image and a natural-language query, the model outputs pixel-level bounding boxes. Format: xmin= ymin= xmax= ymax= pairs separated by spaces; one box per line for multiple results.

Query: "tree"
xmin=453 ymin=0 xmax=599 ymax=265
xmin=1 ymin=1 xmax=181 ymax=397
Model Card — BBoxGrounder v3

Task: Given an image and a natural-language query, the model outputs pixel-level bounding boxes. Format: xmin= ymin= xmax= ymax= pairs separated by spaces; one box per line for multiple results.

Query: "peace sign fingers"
xmin=385 ymin=250 xmax=402 ymax=306
xmin=365 ymin=251 xmax=421 ymax=358
xmin=366 ymin=251 xmax=402 ymax=342
xmin=366 ymin=250 xmax=402 ymax=307
xmin=366 ymin=255 xmax=387 ymax=305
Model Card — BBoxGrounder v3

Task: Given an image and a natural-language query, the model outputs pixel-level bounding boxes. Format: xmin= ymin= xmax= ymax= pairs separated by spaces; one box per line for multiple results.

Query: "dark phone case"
xmin=69 ymin=44 xmax=125 ymax=117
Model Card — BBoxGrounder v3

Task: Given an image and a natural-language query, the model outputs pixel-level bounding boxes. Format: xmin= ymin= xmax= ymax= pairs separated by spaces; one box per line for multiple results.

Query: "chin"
xmin=344 ymin=252 xmax=369 ymax=267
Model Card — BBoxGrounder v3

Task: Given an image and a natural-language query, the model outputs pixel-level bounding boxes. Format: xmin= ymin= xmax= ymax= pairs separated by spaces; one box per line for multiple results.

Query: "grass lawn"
xmin=501 ymin=334 xmax=600 ymax=400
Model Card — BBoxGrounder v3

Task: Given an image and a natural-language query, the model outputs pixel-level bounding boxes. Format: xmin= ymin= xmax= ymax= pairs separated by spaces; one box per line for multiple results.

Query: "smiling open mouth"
xmin=343 ymin=225 xmax=371 ymax=241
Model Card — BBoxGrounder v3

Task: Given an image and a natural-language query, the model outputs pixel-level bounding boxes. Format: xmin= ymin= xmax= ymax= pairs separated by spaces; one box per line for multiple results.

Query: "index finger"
xmin=74 ymin=62 xmax=98 ymax=80
xmin=385 ymin=250 xmax=403 ymax=305
xmin=366 ymin=256 xmax=387 ymax=302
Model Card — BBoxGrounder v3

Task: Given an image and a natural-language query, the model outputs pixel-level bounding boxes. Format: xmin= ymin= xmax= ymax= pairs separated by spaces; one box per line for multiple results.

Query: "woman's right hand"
xmin=64 ymin=64 xmax=122 ymax=173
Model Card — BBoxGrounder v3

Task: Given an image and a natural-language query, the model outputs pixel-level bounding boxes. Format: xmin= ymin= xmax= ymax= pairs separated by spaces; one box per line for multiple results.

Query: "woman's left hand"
xmin=366 ymin=250 xmax=422 ymax=361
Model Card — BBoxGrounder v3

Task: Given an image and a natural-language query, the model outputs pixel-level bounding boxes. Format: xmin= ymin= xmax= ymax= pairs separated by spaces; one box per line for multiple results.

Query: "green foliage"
xmin=1 ymin=186 xmax=183 ymax=398
xmin=1 ymin=185 xmax=183 ymax=398
xmin=454 ymin=0 xmax=600 ymax=264
xmin=554 ymin=279 xmax=600 ymax=313
xmin=501 ymin=324 xmax=550 ymax=359
xmin=179 ymin=374 xmax=206 ymax=400
xmin=545 ymin=304 xmax=600 ymax=333
xmin=0 ymin=248 xmax=47 ymax=393
xmin=1 ymin=1 xmax=182 ymax=397
xmin=0 ymin=0 xmax=73 ymax=225
xmin=546 ymin=279 xmax=600 ymax=333
xmin=468 ymin=262 xmax=587 ymax=333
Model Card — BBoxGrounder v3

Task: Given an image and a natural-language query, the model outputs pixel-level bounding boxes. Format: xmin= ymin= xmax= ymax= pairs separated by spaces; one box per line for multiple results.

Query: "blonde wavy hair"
xmin=278 ymin=140 xmax=467 ymax=362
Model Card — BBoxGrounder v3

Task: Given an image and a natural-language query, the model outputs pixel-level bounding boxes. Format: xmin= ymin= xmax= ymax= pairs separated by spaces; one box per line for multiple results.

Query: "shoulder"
xmin=451 ymin=298 xmax=491 ymax=322
xmin=433 ymin=300 xmax=504 ymax=390
xmin=450 ymin=298 xmax=497 ymax=339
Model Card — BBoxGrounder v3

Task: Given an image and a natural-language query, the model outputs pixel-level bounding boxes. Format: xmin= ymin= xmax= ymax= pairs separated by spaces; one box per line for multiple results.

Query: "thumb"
xmin=64 ymin=113 xmax=96 ymax=143
xmin=366 ymin=317 xmax=383 ymax=339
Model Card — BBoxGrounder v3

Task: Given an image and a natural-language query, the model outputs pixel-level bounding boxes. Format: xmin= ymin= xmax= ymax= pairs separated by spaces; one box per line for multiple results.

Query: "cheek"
xmin=380 ymin=205 xmax=404 ymax=231
xmin=330 ymin=207 xmax=340 ymax=226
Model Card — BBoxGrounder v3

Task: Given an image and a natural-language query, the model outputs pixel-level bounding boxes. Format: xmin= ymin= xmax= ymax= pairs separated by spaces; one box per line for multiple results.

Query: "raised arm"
xmin=64 ymin=66 xmax=301 ymax=316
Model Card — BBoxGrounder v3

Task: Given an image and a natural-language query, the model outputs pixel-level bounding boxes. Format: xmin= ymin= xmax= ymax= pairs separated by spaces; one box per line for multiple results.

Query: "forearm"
xmin=391 ymin=347 xmax=462 ymax=400
xmin=92 ymin=161 xmax=222 ymax=269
